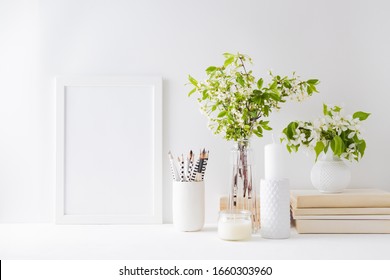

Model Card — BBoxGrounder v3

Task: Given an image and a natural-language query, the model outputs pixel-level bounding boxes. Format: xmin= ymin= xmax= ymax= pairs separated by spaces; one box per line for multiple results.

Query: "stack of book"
xmin=291 ymin=189 xmax=390 ymax=233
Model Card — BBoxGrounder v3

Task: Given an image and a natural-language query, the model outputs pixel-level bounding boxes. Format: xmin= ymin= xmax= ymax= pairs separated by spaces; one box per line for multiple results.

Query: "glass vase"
xmin=228 ymin=139 xmax=259 ymax=233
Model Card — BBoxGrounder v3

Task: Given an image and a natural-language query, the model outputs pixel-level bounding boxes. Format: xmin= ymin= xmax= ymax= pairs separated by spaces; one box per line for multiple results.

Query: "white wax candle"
xmin=218 ymin=219 xmax=252 ymax=241
xmin=264 ymin=141 xmax=287 ymax=180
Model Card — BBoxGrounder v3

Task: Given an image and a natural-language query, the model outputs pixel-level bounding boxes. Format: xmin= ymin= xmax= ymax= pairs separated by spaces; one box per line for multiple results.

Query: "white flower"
xmin=308 ymin=130 xmax=319 ymax=142
xmin=312 ymin=119 xmax=322 ymax=130
xmin=333 ymin=114 xmax=341 ymax=122
xmin=290 ymin=139 xmax=300 ymax=145
xmin=348 ymin=153 xmax=357 ymax=161
xmin=325 ymin=115 xmax=333 ymax=123
xmin=348 ymin=131 xmax=356 ymax=139
xmin=349 ymin=123 xmax=361 ymax=131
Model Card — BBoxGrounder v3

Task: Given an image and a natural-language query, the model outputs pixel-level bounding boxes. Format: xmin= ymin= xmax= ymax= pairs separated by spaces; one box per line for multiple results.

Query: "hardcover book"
xmin=295 ymin=219 xmax=390 ymax=234
xmin=290 ymin=189 xmax=390 ymax=208
xmin=291 ymin=206 xmax=390 ymax=216
xmin=292 ymin=214 xmax=390 ymax=220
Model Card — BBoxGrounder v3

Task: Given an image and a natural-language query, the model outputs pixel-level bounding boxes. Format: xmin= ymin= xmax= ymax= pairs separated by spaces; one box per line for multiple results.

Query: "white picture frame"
xmin=56 ymin=76 xmax=162 ymax=224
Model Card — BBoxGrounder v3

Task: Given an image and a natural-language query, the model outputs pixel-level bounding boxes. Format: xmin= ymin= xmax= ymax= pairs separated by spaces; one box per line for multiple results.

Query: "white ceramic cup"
xmin=172 ymin=181 xmax=205 ymax=231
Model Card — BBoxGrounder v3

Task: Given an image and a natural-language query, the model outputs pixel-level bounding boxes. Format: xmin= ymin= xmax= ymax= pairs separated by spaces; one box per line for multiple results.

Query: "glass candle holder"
xmin=218 ymin=210 xmax=252 ymax=241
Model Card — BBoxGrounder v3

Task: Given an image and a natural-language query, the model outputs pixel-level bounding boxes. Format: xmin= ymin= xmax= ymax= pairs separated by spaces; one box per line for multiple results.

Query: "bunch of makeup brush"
xmin=168 ymin=149 xmax=209 ymax=182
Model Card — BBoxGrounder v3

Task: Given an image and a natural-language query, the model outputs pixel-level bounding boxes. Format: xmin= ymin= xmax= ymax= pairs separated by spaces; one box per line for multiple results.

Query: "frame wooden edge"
xmin=55 ymin=76 xmax=163 ymax=224
xmin=56 ymin=77 xmax=65 ymax=224
xmin=153 ymin=77 xmax=163 ymax=224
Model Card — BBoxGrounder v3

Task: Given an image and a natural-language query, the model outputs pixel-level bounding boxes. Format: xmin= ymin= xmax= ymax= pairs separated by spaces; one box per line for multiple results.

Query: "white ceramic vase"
xmin=172 ymin=181 xmax=204 ymax=231
xmin=311 ymin=151 xmax=351 ymax=193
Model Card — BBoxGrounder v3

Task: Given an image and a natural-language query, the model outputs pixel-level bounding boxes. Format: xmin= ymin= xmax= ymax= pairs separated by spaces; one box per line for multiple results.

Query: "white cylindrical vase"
xmin=172 ymin=181 xmax=205 ymax=231
xmin=260 ymin=178 xmax=290 ymax=239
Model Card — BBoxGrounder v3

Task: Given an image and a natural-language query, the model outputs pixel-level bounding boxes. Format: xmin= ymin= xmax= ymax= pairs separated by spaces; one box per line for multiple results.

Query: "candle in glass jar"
xmin=264 ymin=140 xmax=287 ymax=180
xmin=218 ymin=210 xmax=252 ymax=241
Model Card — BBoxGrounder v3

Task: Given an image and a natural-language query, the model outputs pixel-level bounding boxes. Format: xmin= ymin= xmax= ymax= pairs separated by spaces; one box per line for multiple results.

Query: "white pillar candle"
xmin=218 ymin=210 xmax=252 ymax=241
xmin=264 ymin=140 xmax=287 ymax=180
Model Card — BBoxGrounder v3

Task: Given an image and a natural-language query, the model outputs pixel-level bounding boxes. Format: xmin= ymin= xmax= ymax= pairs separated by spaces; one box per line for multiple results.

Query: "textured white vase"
xmin=260 ymin=178 xmax=290 ymax=239
xmin=172 ymin=181 xmax=204 ymax=231
xmin=311 ymin=152 xmax=351 ymax=193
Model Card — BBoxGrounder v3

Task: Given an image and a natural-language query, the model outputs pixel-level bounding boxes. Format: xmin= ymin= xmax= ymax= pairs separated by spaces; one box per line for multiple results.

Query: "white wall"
xmin=1 ymin=0 xmax=389 ymax=223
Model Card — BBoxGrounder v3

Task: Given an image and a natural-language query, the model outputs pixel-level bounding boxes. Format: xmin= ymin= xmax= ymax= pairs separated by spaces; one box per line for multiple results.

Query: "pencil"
xmin=168 ymin=151 xmax=179 ymax=181
xmin=200 ymin=149 xmax=209 ymax=181
xmin=179 ymin=154 xmax=185 ymax=182
xmin=190 ymin=158 xmax=200 ymax=182
xmin=186 ymin=150 xmax=193 ymax=181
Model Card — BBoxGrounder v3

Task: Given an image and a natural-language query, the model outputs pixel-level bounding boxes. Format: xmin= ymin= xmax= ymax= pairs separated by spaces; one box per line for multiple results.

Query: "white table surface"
xmin=1 ymin=223 xmax=390 ymax=260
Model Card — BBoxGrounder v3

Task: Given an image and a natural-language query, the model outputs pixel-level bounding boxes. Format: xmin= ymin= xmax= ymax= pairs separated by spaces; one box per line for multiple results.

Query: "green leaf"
xmin=311 ymin=85 xmax=319 ymax=93
xmin=188 ymin=87 xmax=197 ymax=97
xmin=223 ymin=52 xmax=234 ymax=58
xmin=224 ymin=56 xmax=234 ymax=67
xmin=257 ymin=78 xmax=264 ymax=89
xmin=353 ymin=111 xmax=371 ymax=121
xmin=307 ymin=79 xmax=319 ymax=85
xmin=333 ymin=106 xmax=342 ymax=113
xmin=323 ymin=104 xmax=328 ymax=116
xmin=307 ymin=84 xmax=313 ymax=94
xmin=286 ymin=122 xmax=297 ymax=139
xmin=254 ymin=130 xmax=263 ymax=138
xmin=282 ymin=127 xmax=288 ymax=137
xmin=314 ymin=141 xmax=325 ymax=161
xmin=188 ymin=75 xmax=198 ymax=87
xmin=283 ymin=80 xmax=292 ymax=89
xmin=263 ymin=105 xmax=269 ymax=116
xmin=265 ymin=89 xmax=280 ymax=101
xmin=324 ymin=142 xmax=330 ymax=154
xmin=358 ymin=140 xmax=367 ymax=158
xmin=249 ymin=111 xmax=257 ymax=118
xmin=262 ymin=123 xmax=272 ymax=131
xmin=330 ymin=135 xmax=345 ymax=156
xmin=217 ymin=111 xmax=227 ymax=118
xmin=205 ymin=66 xmax=217 ymax=74
xmin=291 ymin=145 xmax=299 ymax=152
xmin=236 ymin=74 xmax=245 ymax=87
xmin=268 ymin=93 xmax=281 ymax=101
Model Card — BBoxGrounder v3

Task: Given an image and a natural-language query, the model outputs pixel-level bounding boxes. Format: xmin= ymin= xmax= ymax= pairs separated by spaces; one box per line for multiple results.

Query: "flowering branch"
xmin=281 ymin=104 xmax=370 ymax=162
xmin=188 ymin=52 xmax=319 ymax=141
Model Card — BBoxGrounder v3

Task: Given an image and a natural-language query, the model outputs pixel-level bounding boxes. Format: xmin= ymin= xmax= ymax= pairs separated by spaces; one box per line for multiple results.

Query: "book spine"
xmin=295 ymin=196 xmax=390 ymax=208
xmin=295 ymin=219 xmax=390 ymax=234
